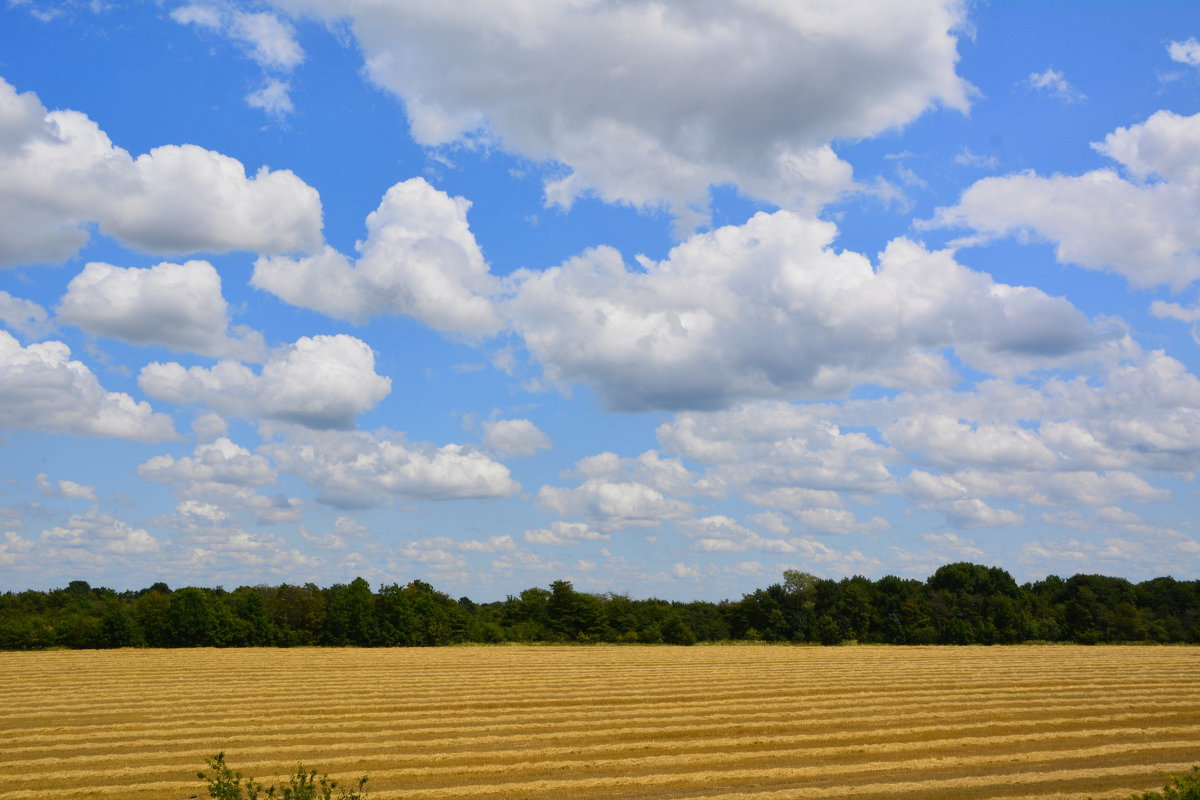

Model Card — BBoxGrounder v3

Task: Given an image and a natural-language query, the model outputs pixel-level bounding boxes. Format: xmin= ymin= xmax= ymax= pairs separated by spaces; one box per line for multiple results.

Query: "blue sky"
xmin=2 ymin=0 xmax=1199 ymax=600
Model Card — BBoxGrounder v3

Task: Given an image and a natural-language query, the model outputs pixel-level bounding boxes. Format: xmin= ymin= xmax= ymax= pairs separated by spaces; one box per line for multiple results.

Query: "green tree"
xmin=660 ymin=613 xmax=697 ymax=645
xmin=167 ymin=587 xmax=213 ymax=647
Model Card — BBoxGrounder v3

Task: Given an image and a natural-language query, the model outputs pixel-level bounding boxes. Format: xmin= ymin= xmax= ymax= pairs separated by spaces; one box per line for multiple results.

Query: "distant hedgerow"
xmin=199 ymin=752 xmax=368 ymax=800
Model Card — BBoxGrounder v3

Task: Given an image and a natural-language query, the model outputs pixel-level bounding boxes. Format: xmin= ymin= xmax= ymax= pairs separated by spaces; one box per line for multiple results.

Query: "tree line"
xmin=1 ymin=562 xmax=1197 ymax=650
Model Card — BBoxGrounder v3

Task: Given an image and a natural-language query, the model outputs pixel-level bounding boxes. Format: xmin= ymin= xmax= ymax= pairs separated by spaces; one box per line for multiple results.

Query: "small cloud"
xmin=483 ymin=418 xmax=552 ymax=457
xmin=953 ymin=146 xmax=998 ymax=170
xmin=245 ymin=78 xmax=294 ymax=116
xmin=524 ymin=521 xmax=609 ymax=546
xmin=172 ymin=5 xmax=304 ymax=116
xmin=169 ymin=4 xmax=221 ymax=30
xmin=450 ymin=362 xmax=486 ymax=374
xmin=36 ymin=473 xmax=99 ymax=502
xmin=1026 ymin=68 xmax=1085 ymax=103
xmin=895 ymin=163 xmax=928 ymax=190
xmin=229 ymin=11 xmax=304 ymax=71
xmin=0 ymin=291 xmax=51 ymax=340
xmin=1168 ymin=38 xmax=1200 ymax=66
xmin=671 ymin=562 xmax=700 ymax=579
xmin=1151 ymin=300 xmax=1200 ymax=323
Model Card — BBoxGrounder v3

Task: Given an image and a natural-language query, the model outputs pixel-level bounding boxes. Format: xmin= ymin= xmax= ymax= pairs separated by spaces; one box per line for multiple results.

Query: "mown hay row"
xmin=0 ymin=646 xmax=1196 ymax=800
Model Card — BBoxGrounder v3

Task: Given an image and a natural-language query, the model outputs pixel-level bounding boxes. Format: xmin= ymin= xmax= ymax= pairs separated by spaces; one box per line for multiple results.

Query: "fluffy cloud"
xmin=173 ymin=5 xmax=304 ymax=115
xmin=0 ymin=76 xmax=322 ymax=268
xmin=246 ymin=78 xmax=294 ymax=116
xmin=481 ymin=418 xmax=551 ymax=457
xmin=880 ymin=348 xmax=1200 ymax=475
xmin=886 ymin=415 xmax=1060 ymax=471
xmin=139 ymin=334 xmax=391 ymax=429
xmin=953 ymin=469 xmax=1170 ymax=508
xmin=173 ymin=483 xmax=303 ymax=526
xmin=0 ymin=291 xmax=50 ymax=339
xmin=509 ymin=212 xmax=1105 ymax=411
xmin=537 ymin=480 xmax=692 ymax=531
xmin=929 ymin=110 xmax=1200 ymax=289
xmin=173 ymin=5 xmax=305 ymax=70
xmin=35 ymin=473 xmax=98 ymax=502
xmin=253 ymin=178 xmax=501 ymax=336
xmin=0 ymin=530 xmax=34 ymax=567
xmin=41 ymin=512 xmax=159 ymax=556
xmin=0 ymin=331 xmax=177 ymax=441
xmin=1026 ymin=68 xmax=1084 ymax=102
xmin=137 ymin=437 xmax=277 ymax=487
xmin=536 ymin=449 xmax=715 ymax=531
xmin=679 ymin=515 xmax=797 ymax=553
xmin=524 ymin=521 xmax=609 ymax=547
xmin=1168 ymin=38 xmax=1200 ymax=67
xmin=653 ymin=341 xmax=1197 ymax=531
xmin=568 ymin=450 xmax=713 ymax=497
xmin=267 ymin=0 xmax=969 ymax=215
xmin=58 ymin=260 xmax=264 ymax=359
xmin=659 ymin=403 xmax=896 ymax=494
xmin=263 ymin=427 xmax=520 ymax=508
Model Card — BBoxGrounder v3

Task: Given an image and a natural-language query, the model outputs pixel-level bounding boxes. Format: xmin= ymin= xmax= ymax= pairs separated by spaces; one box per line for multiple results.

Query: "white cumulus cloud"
xmin=35 ymin=473 xmax=99 ymax=502
xmin=1168 ymin=37 xmax=1200 ymax=66
xmin=0 ymin=290 xmax=50 ymax=339
xmin=508 ymin=212 xmax=1106 ymax=411
xmin=265 ymin=0 xmax=970 ymax=218
xmin=0 ymin=330 xmax=177 ymax=441
xmin=138 ymin=334 xmax=391 ymax=430
xmin=929 ymin=110 xmax=1200 ymax=289
xmin=58 ymin=260 xmax=264 ymax=360
xmin=524 ymin=521 xmax=610 ymax=547
xmin=0 ymin=76 xmax=322 ymax=269
xmin=137 ymin=437 xmax=277 ymax=487
xmin=264 ymin=427 xmax=521 ymax=508
xmin=1026 ymin=68 xmax=1085 ymax=102
xmin=482 ymin=418 xmax=551 ymax=457
xmin=253 ymin=178 xmax=501 ymax=337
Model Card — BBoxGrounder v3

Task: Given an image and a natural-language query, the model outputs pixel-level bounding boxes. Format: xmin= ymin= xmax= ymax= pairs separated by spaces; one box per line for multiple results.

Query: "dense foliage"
xmin=1098 ymin=767 xmax=1200 ymax=800
xmin=1 ymin=563 xmax=1197 ymax=649
xmin=199 ymin=752 xmax=368 ymax=800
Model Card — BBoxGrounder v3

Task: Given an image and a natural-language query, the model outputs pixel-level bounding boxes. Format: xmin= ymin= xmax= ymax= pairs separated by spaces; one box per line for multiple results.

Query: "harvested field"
xmin=0 ymin=645 xmax=1197 ymax=800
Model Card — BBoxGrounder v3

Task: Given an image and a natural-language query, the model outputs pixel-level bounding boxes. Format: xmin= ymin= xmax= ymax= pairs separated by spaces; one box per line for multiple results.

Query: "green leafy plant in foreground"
xmin=1093 ymin=767 xmax=1200 ymax=800
xmin=199 ymin=752 xmax=368 ymax=800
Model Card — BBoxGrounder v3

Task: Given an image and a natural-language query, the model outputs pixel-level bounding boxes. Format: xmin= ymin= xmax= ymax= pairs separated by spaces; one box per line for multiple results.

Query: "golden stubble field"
xmin=0 ymin=645 xmax=1197 ymax=800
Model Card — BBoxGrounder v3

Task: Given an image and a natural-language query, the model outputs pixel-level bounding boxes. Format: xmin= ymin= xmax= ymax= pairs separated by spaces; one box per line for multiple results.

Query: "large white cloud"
xmin=654 ymin=343 xmax=1199 ymax=532
xmin=928 ymin=110 xmax=1200 ymax=289
xmin=508 ymin=212 xmax=1105 ymax=411
xmin=0 ymin=330 xmax=177 ymax=441
xmin=263 ymin=427 xmax=520 ymax=508
xmin=267 ymin=0 xmax=970 ymax=216
xmin=58 ymin=260 xmax=265 ymax=359
xmin=138 ymin=437 xmax=277 ymax=487
xmin=0 ymin=76 xmax=322 ymax=268
xmin=138 ymin=334 xmax=391 ymax=429
xmin=252 ymin=178 xmax=501 ymax=336
xmin=876 ymin=348 xmax=1200 ymax=476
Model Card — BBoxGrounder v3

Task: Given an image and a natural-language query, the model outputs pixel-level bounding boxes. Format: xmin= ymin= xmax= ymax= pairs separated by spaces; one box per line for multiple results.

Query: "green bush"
xmin=1093 ymin=767 xmax=1200 ymax=800
xmin=199 ymin=752 xmax=368 ymax=800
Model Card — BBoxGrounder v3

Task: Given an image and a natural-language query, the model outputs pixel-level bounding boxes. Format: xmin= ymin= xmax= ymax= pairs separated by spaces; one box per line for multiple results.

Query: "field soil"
xmin=0 ymin=645 xmax=1196 ymax=800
